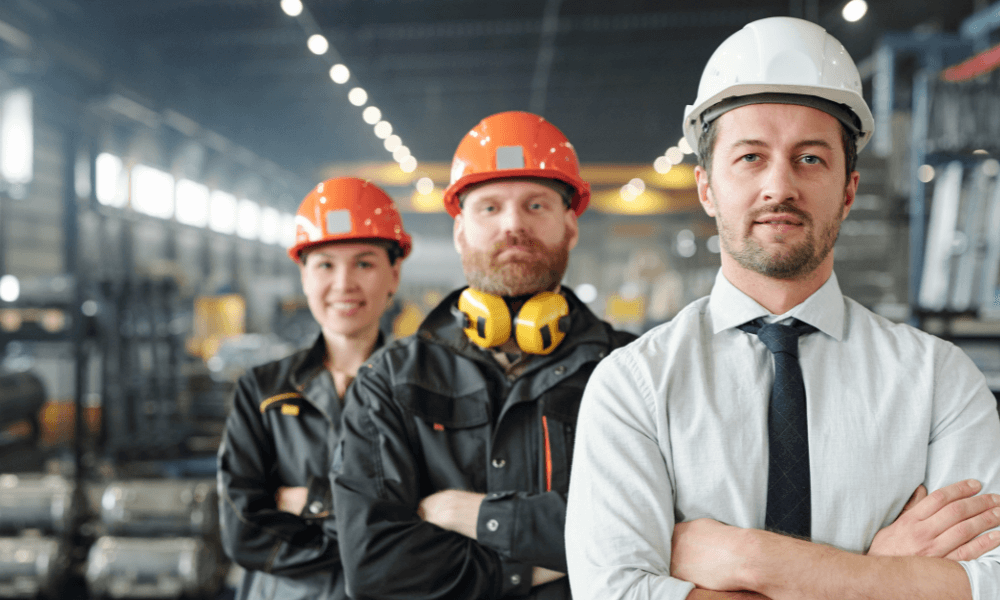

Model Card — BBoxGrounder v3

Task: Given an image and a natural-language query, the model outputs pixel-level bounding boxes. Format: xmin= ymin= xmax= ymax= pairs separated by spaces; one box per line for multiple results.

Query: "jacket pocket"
xmin=395 ymin=385 xmax=490 ymax=429
xmin=541 ymin=386 xmax=585 ymax=493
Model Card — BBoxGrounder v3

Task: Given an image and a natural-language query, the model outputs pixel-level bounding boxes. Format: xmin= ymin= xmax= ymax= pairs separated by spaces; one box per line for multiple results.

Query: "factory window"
xmin=176 ymin=179 xmax=210 ymax=227
xmin=96 ymin=153 xmax=125 ymax=207
xmin=131 ymin=165 xmax=175 ymax=219
xmin=0 ymin=88 xmax=33 ymax=185
xmin=208 ymin=190 xmax=237 ymax=234
xmin=236 ymin=199 xmax=260 ymax=240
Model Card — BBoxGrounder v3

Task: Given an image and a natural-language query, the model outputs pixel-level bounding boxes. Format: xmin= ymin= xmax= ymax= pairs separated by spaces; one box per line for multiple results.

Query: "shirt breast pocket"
xmin=395 ymin=385 xmax=492 ymax=493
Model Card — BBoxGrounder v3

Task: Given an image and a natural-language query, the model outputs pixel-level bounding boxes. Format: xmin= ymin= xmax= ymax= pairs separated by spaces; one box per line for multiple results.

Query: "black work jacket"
xmin=218 ymin=334 xmax=380 ymax=600
xmin=332 ymin=288 xmax=636 ymax=600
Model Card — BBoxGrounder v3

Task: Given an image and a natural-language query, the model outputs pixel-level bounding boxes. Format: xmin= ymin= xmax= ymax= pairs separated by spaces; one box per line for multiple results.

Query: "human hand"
xmin=869 ymin=479 xmax=1000 ymax=560
xmin=416 ymin=489 xmax=486 ymax=540
xmin=531 ymin=566 xmax=565 ymax=587
xmin=275 ymin=486 xmax=309 ymax=515
xmin=671 ymin=518 xmax=751 ymax=592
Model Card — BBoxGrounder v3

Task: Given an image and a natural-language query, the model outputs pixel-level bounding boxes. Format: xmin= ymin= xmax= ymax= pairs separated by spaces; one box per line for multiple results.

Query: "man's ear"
xmin=695 ymin=166 xmax=716 ymax=217
xmin=453 ymin=213 xmax=465 ymax=255
xmin=564 ymin=209 xmax=579 ymax=252
xmin=842 ymin=170 xmax=860 ymax=220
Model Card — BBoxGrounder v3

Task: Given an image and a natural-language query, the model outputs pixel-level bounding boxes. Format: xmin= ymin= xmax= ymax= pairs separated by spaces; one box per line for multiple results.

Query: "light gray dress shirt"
xmin=565 ymin=270 xmax=1000 ymax=600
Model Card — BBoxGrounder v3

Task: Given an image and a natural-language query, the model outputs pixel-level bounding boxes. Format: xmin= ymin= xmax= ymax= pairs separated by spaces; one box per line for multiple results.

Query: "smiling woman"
xmin=216 ymin=177 xmax=412 ymax=600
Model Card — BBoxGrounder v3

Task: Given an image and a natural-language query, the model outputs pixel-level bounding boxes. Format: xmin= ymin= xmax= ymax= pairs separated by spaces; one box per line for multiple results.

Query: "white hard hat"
xmin=683 ymin=16 xmax=875 ymax=156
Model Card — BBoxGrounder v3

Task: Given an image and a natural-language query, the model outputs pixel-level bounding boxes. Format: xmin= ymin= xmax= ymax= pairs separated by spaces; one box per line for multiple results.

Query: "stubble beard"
xmin=716 ymin=196 xmax=844 ymax=281
xmin=459 ymin=232 xmax=570 ymax=297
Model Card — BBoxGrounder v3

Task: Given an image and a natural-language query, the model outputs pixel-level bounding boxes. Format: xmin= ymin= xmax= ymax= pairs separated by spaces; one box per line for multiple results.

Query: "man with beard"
xmin=332 ymin=111 xmax=636 ymax=600
xmin=565 ymin=16 xmax=1000 ymax=600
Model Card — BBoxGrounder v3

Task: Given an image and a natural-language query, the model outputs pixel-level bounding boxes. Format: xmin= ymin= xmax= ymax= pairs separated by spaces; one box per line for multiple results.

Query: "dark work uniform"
xmin=218 ymin=334 xmax=381 ymax=600
xmin=332 ymin=288 xmax=636 ymax=600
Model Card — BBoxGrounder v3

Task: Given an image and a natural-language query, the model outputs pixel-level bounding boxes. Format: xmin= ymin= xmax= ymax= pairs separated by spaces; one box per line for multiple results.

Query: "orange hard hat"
xmin=287 ymin=177 xmax=412 ymax=263
xmin=442 ymin=111 xmax=590 ymax=218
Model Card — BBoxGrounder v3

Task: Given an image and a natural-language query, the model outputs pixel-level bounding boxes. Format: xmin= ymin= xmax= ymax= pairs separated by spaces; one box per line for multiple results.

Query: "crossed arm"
xmin=673 ymin=480 xmax=1000 ymax=600
xmin=417 ymin=489 xmax=566 ymax=587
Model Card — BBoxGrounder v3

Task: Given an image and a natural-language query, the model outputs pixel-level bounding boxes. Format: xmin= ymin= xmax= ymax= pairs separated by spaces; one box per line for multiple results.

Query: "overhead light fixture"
xmin=384 ymin=135 xmax=402 ymax=152
xmin=400 ymin=156 xmax=417 ymax=173
xmin=678 ymin=137 xmax=693 ymax=155
xmin=653 ymin=156 xmax=672 ymax=174
xmin=329 ymin=64 xmax=350 ymax=84
xmin=665 ymin=147 xmax=684 ymax=165
xmin=392 ymin=146 xmax=410 ymax=163
xmin=416 ymin=177 xmax=434 ymax=195
xmin=307 ymin=34 xmax=329 ymax=55
xmin=842 ymin=0 xmax=868 ymax=22
xmin=348 ymin=87 xmax=368 ymax=106
xmin=0 ymin=275 xmax=20 ymax=303
xmin=280 ymin=0 xmax=303 ymax=17
xmin=373 ymin=120 xmax=392 ymax=139
xmin=363 ymin=106 xmax=382 ymax=125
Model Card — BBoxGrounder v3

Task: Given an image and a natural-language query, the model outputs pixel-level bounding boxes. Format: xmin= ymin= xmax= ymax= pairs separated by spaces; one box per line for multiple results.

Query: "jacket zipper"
xmin=542 ymin=415 xmax=553 ymax=492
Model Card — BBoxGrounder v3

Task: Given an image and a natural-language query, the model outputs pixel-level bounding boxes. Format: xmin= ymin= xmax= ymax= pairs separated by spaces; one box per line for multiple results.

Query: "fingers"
xmin=924 ymin=492 xmax=1000 ymax=537
xmin=930 ymin=496 xmax=1000 ymax=556
xmin=946 ymin=530 xmax=1000 ymax=561
xmin=901 ymin=485 xmax=928 ymax=514
xmin=908 ymin=479 xmax=982 ymax=522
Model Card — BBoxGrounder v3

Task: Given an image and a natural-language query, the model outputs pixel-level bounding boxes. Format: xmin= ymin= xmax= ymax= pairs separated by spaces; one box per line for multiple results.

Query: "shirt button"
xmin=510 ymin=574 xmax=522 ymax=585
xmin=487 ymin=518 xmax=499 ymax=532
xmin=308 ymin=501 xmax=323 ymax=514
xmin=553 ymin=365 xmax=566 ymax=375
xmin=492 ymin=458 xmax=506 ymax=468
xmin=598 ymin=351 xmax=606 ymax=358
xmin=506 ymin=373 xmax=516 ymax=382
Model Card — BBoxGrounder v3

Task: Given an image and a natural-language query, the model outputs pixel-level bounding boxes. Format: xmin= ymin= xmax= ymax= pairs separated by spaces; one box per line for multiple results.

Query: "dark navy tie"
xmin=738 ymin=318 xmax=817 ymax=539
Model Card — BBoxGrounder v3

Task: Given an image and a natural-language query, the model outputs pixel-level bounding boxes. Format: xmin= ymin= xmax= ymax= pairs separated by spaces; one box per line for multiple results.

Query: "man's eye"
xmin=529 ymin=202 xmax=543 ymax=210
xmin=357 ymin=261 xmax=374 ymax=269
xmin=741 ymin=154 xmax=759 ymax=163
xmin=800 ymin=155 xmax=821 ymax=165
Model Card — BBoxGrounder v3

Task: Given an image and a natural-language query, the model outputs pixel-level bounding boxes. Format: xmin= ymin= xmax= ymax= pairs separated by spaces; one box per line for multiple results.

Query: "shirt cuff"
xmin=477 ymin=491 xmax=517 ymax=556
xmin=499 ymin=558 xmax=533 ymax=597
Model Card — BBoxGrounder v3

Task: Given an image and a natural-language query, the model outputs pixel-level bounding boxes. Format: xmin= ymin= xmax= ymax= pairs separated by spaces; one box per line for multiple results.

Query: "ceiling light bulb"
xmin=416 ymin=177 xmax=434 ymax=195
xmin=280 ymin=0 xmax=303 ymax=17
xmin=384 ymin=135 xmax=402 ymax=152
xmin=329 ymin=64 xmax=350 ymax=84
xmin=393 ymin=146 xmax=411 ymax=163
xmin=842 ymin=0 xmax=868 ymax=22
xmin=653 ymin=156 xmax=672 ymax=174
xmin=363 ymin=106 xmax=382 ymax=125
xmin=400 ymin=156 xmax=417 ymax=173
xmin=307 ymin=34 xmax=329 ymax=55
xmin=348 ymin=87 xmax=368 ymax=106
xmin=373 ymin=120 xmax=392 ymax=139
xmin=665 ymin=147 xmax=684 ymax=165
xmin=678 ymin=137 xmax=693 ymax=155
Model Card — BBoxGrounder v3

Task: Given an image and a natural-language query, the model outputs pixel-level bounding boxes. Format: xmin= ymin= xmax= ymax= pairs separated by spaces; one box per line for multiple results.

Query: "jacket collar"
xmin=289 ymin=331 xmax=386 ymax=421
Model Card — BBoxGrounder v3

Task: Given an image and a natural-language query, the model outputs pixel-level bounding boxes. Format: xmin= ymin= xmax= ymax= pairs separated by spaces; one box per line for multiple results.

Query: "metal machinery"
xmin=85 ymin=479 xmax=224 ymax=599
xmin=867 ymin=3 xmax=1000 ymax=403
xmin=0 ymin=372 xmax=46 ymax=446
xmin=0 ymin=475 xmax=73 ymax=599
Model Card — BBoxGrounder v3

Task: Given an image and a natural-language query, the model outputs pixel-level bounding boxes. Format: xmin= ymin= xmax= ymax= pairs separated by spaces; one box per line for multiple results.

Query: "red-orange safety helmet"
xmin=287 ymin=177 xmax=412 ymax=263
xmin=442 ymin=111 xmax=590 ymax=218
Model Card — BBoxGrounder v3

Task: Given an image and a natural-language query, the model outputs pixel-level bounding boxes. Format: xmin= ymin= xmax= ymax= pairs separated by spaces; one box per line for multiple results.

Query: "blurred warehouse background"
xmin=1 ymin=0 xmax=1000 ymax=597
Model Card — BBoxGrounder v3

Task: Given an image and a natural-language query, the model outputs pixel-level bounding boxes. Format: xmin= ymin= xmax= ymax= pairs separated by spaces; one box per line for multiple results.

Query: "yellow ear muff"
xmin=457 ymin=288 xmax=511 ymax=348
xmin=514 ymin=291 xmax=570 ymax=355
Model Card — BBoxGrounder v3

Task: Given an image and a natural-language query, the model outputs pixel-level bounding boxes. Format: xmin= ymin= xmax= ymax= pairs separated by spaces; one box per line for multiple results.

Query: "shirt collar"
xmin=709 ymin=269 xmax=845 ymax=341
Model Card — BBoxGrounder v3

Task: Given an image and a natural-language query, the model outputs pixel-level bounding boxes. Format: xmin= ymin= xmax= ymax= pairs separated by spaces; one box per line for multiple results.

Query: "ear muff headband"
xmin=456 ymin=288 xmax=570 ymax=355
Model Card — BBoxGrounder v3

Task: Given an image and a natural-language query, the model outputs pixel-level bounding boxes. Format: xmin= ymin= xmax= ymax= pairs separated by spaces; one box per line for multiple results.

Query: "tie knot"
xmin=739 ymin=318 xmax=817 ymax=357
